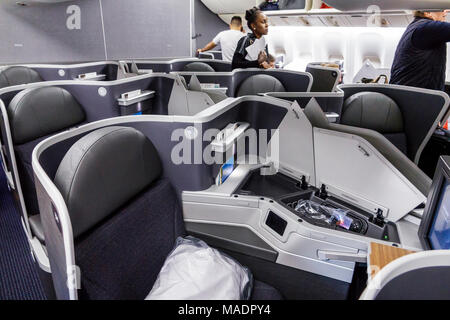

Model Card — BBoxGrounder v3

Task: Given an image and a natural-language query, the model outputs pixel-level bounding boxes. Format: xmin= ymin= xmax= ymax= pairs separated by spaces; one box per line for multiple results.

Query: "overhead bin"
xmin=200 ymin=0 xmax=259 ymax=14
xmin=16 ymin=0 xmax=74 ymax=4
xmin=323 ymin=0 xmax=450 ymax=11
xmin=204 ymin=0 xmax=448 ymax=27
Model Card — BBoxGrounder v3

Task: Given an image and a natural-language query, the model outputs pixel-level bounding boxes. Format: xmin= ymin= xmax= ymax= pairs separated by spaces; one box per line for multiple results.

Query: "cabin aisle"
xmin=0 ymin=164 xmax=45 ymax=300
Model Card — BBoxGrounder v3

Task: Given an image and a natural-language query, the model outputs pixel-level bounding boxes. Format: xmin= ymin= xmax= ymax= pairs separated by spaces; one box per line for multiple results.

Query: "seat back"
xmin=8 ymin=87 xmax=85 ymax=220
xmin=304 ymin=98 xmax=431 ymax=196
xmin=341 ymin=92 xmax=408 ymax=155
xmin=0 ymin=66 xmax=42 ymax=89
xmin=306 ymin=64 xmax=340 ymax=92
xmin=236 ymin=74 xmax=286 ymax=97
xmin=53 ymin=127 xmax=184 ymax=299
xmin=183 ymin=62 xmax=215 ymax=72
xmin=9 ymin=87 xmax=85 ymax=145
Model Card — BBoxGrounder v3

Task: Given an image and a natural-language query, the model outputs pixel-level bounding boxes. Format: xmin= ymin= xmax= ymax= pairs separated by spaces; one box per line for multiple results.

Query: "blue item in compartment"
xmin=221 ymin=156 xmax=235 ymax=184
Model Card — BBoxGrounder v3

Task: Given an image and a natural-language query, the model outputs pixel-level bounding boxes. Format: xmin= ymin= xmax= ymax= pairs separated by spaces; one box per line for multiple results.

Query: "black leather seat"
xmin=183 ymin=62 xmax=215 ymax=72
xmin=236 ymin=74 xmax=286 ymax=97
xmin=8 ymin=86 xmax=85 ymax=241
xmin=0 ymin=66 xmax=42 ymax=89
xmin=341 ymin=92 xmax=408 ymax=155
xmin=53 ymin=126 xmax=282 ymax=300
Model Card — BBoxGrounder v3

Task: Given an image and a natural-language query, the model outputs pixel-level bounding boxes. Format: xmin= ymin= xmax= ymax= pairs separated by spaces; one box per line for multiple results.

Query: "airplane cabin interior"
xmin=0 ymin=0 xmax=449 ymax=303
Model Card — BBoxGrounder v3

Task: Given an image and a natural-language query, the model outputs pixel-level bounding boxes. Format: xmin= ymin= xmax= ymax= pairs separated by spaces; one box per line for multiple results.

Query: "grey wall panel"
xmin=0 ymin=0 xmax=227 ymax=64
xmin=100 ymin=0 xmax=192 ymax=60
xmin=194 ymin=0 xmax=228 ymax=50
xmin=0 ymin=0 xmax=106 ymax=64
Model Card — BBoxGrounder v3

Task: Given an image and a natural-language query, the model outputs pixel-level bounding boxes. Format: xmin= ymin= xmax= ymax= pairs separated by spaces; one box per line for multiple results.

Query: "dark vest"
xmin=390 ymin=18 xmax=447 ymax=91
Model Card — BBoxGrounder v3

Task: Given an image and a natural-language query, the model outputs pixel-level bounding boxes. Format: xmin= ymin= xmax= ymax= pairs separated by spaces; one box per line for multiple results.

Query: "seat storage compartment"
xmin=234 ymin=169 xmax=399 ymax=242
xmin=280 ymin=192 xmax=368 ymax=235
xmin=236 ymin=171 xmax=305 ymax=198
xmin=279 ymin=192 xmax=399 ymax=242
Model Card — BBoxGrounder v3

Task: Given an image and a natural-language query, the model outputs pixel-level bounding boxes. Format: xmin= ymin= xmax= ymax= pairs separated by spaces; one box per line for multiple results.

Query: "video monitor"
xmin=419 ymin=156 xmax=450 ymax=250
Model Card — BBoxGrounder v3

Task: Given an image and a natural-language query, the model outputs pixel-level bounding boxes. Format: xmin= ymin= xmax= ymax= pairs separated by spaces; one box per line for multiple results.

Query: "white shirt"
xmin=213 ymin=30 xmax=245 ymax=62
xmin=244 ymin=36 xmax=267 ymax=61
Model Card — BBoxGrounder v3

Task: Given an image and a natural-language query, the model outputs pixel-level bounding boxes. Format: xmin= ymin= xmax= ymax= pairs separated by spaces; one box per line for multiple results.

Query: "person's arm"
xmin=197 ymin=32 xmax=222 ymax=55
xmin=197 ymin=41 xmax=217 ymax=54
xmin=232 ymin=51 xmax=260 ymax=69
xmin=232 ymin=37 xmax=259 ymax=69
xmin=412 ymin=20 xmax=450 ymax=49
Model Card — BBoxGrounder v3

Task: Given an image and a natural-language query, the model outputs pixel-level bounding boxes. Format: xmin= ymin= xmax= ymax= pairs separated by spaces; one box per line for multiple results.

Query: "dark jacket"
xmin=390 ymin=17 xmax=450 ymax=91
xmin=232 ymin=33 xmax=269 ymax=70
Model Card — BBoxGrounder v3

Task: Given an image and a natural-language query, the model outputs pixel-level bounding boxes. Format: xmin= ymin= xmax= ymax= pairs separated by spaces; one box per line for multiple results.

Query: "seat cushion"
xmin=75 ymin=178 xmax=186 ymax=300
xmin=0 ymin=66 xmax=42 ymax=89
xmin=251 ymin=280 xmax=283 ymax=300
xmin=54 ymin=127 xmax=162 ymax=238
xmin=8 ymin=86 xmax=85 ymax=144
xmin=342 ymin=92 xmax=409 ymax=156
xmin=236 ymin=75 xmax=286 ymax=97
xmin=341 ymin=92 xmax=404 ymax=134
xmin=29 ymin=215 xmax=44 ymax=243
xmin=183 ymin=62 xmax=215 ymax=72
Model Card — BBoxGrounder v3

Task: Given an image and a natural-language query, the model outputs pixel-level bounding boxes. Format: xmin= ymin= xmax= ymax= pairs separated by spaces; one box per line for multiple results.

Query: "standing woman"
xmin=232 ymin=7 xmax=271 ymax=70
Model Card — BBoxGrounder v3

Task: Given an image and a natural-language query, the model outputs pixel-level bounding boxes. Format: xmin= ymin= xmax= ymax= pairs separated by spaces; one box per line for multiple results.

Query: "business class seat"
xmin=8 ymin=86 xmax=85 ymax=242
xmin=0 ymin=66 xmax=42 ymax=89
xmin=236 ymin=74 xmax=286 ymax=97
xmin=360 ymin=250 xmax=450 ymax=300
xmin=340 ymin=91 xmax=445 ymax=166
xmin=341 ymin=92 xmax=408 ymax=155
xmin=303 ymin=98 xmax=431 ymax=196
xmin=183 ymin=62 xmax=215 ymax=72
xmin=52 ymin=126 xmax=282 ymax=300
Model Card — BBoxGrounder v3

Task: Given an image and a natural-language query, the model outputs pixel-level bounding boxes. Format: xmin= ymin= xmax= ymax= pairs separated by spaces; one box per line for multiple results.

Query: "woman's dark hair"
xmin=245 ymin=6 xmax=261 ymax=30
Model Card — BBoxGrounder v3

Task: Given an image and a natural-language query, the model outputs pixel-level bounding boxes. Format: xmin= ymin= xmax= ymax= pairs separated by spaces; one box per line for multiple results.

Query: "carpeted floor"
xmin=0 ymin=164 xmax=46 ymax=300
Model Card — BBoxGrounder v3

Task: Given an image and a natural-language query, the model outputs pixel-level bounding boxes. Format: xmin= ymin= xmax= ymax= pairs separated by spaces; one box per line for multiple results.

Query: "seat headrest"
xmin=236 ymin=74 xmax=286 ymax=97
xmin=303 ymin=98 xmax=330 ymax=129
xmin=342 ymin=92 xmax=404 ymax=133
xmin=183 ymin=62 xmax=215 ymax=72
xmin=8 ymin=87 xmax=85 ymax=144
xmin=0 ymin=66 xmax=42 ymax=89
xmin=54 ymin=126 xmax=162 ymax=238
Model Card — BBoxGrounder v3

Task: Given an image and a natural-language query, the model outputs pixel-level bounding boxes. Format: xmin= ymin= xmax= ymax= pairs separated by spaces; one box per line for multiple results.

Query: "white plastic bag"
xmin=146 ymin=236 xmax=253 ymax=300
